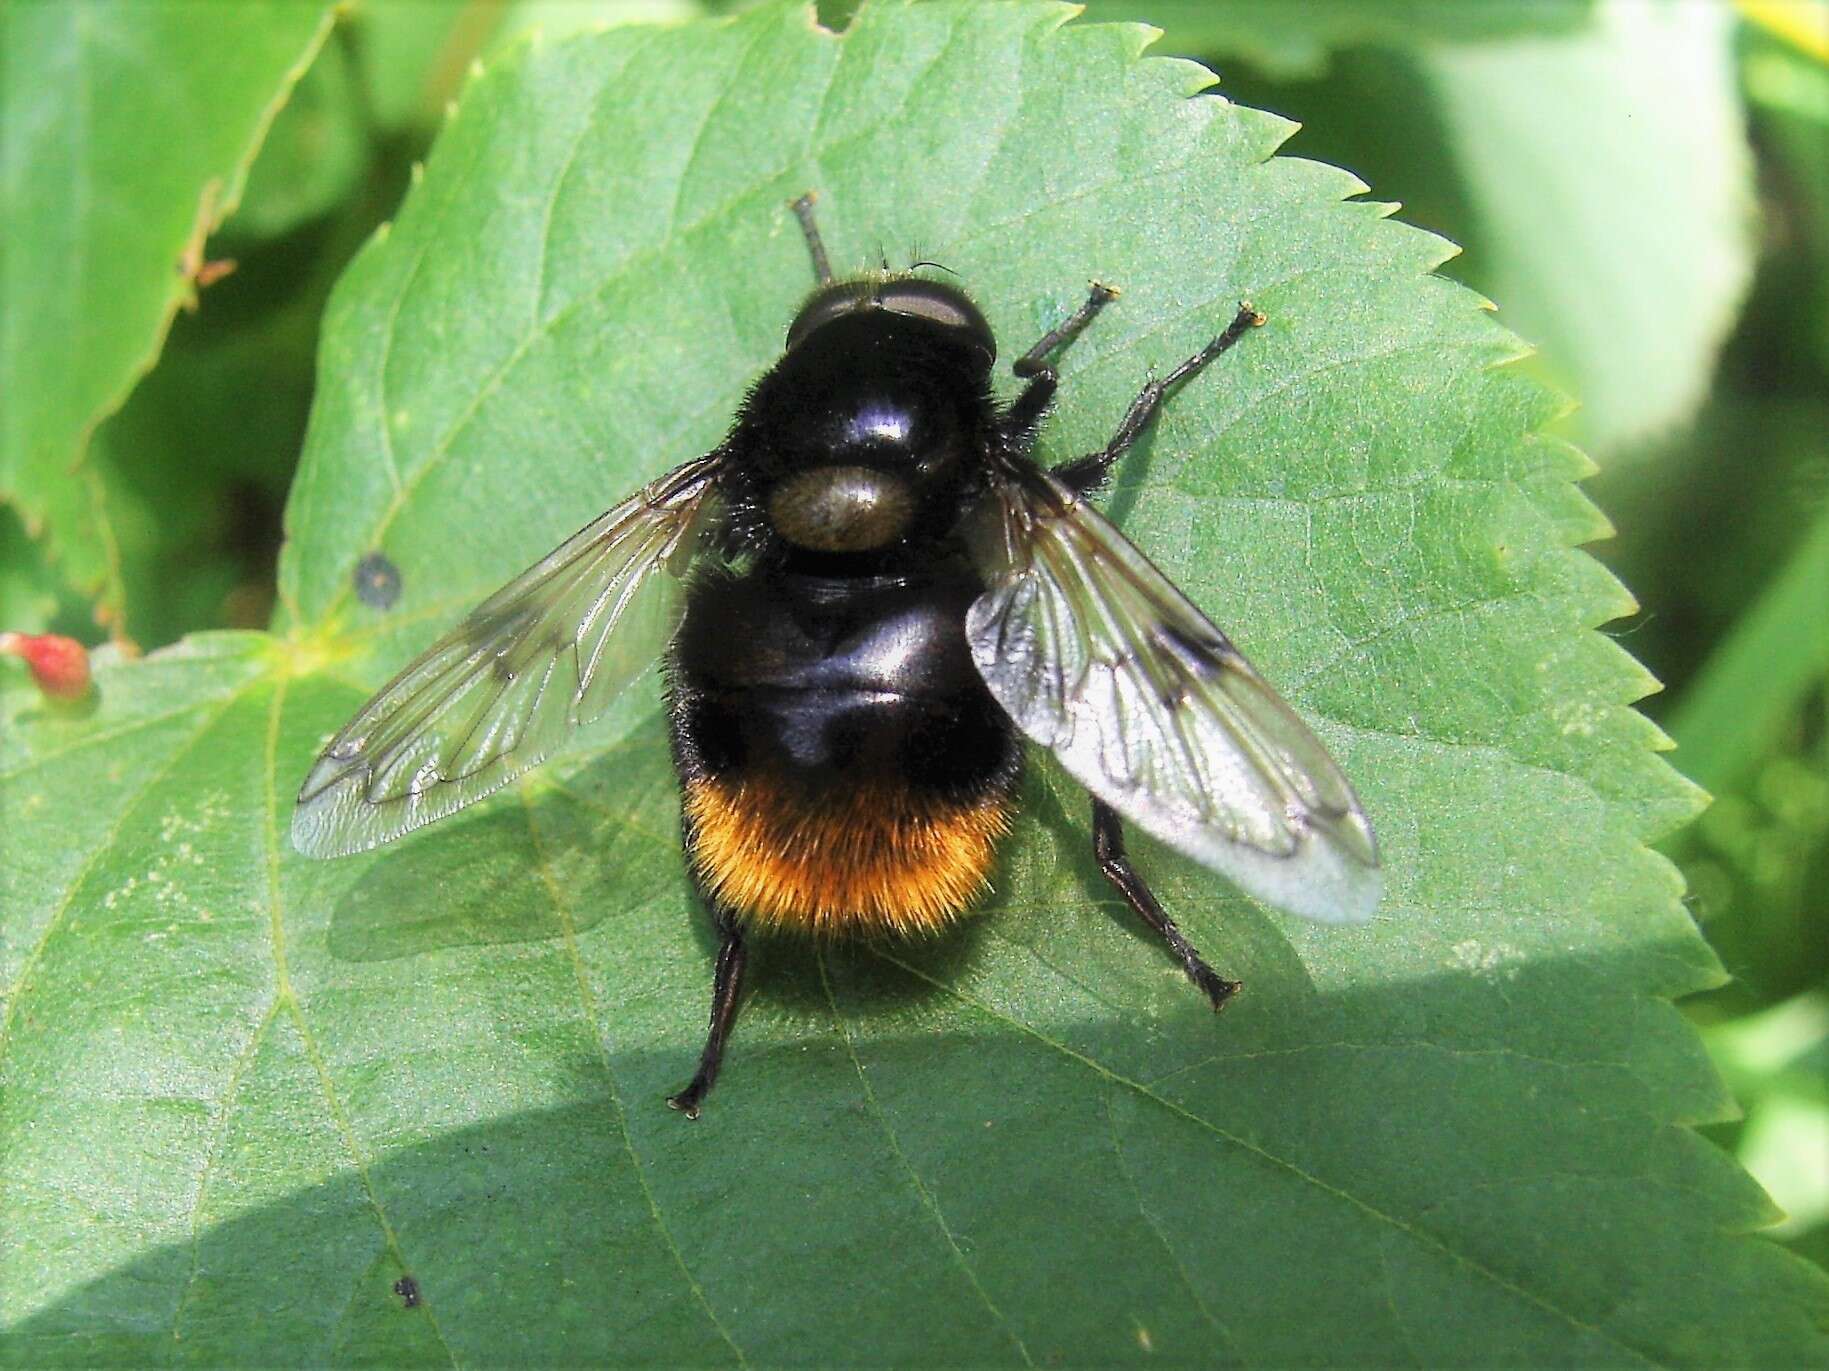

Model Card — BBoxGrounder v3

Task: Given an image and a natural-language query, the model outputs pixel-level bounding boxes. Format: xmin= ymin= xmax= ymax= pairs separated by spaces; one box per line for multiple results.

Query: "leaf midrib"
xmin=261 ymin=678 xmax=460 ymax=1365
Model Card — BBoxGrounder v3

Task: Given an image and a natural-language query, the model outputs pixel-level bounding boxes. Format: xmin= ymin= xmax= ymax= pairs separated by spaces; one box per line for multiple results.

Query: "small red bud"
xmin=0 ymin=631 xmax=93 ymax=701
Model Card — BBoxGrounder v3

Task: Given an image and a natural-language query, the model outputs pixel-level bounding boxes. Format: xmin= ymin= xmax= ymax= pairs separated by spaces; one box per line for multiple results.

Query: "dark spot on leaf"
xmin=355 ymin=553 xmax=402 ymax=611
xmin=393 ymin=1275 xmax=421 ymax=1308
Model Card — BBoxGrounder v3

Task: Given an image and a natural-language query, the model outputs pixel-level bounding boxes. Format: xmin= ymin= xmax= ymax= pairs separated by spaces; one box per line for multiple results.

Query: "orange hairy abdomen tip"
xmin=683 ymin=777 xmax=1014 ymax=938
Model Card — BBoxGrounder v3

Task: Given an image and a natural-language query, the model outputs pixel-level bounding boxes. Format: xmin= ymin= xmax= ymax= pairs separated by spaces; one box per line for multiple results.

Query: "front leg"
xmin=1053 ymin=302 xmax=1265 ymax=496
xmin=1091 ymin=798 xmax=1239 ymax=1011
xmin=1014 ymin=281 xmax=1121 ymax=379
xmin=666 ymin=903 xmax=750 ymax=1119
xmin=998 ymin=282 xmax=1121 ymax=444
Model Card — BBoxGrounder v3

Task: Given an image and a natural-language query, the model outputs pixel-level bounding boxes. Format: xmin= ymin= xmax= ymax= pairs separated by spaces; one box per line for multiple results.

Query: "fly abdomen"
xmin=668 ymin=564 xmax=1022 ymax=936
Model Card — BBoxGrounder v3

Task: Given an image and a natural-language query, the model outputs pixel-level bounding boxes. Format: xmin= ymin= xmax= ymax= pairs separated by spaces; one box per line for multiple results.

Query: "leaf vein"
xmin=263 ymin=680 xmax=459 ymax=1368
xmin=660 ymin=21 xmax=765 ymax=254
xmin=0 ymin=698 xmax=225 ymax=783
xmin=170 ymin=998 xmax=281 ymax=1343
xmin=517 ymin=784 xmax=746 ymax=1368
xmin=1101 ymin=1090 xmax=1237 ymax=1355
xmin=875 ymin=949 xmax=1670 ymax=1369
xmin=531 ymin=28 xmax=660 ymax=328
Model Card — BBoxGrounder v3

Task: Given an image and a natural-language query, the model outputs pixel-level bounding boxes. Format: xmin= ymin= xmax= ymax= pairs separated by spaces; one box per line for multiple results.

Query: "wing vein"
xmin=964 ymin=469 xmax=1379 ymax=922
xmin=291 ymin=458 xmax=721 ymax=858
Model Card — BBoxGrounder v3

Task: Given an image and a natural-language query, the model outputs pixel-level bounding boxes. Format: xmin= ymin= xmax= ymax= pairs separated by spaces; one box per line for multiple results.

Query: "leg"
xmin=1014 ymin=282 xmax=1121 ymax=378
xmin=790 ymin=192 xmax=835 ymax=286
xmin=1091 ymin=798 xmax=1239 ymax=1010
xmin=999 ymin=283 xmax=1121 ymax=443
xmin=1054 ymin=302 xmax=1265 ymax=496
xmin=666 ymin=906 xmax=750 ymax=1118
xmin=994 ymin=285 xmax=1119 ymax=451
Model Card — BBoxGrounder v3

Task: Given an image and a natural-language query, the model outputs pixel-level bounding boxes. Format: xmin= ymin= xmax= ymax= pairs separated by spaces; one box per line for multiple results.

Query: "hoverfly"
xmin=293 ymin=195 xmax=1381 ymax=1117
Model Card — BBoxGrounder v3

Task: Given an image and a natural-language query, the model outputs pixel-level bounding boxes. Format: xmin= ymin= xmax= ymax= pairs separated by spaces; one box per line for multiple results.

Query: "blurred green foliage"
xmin=2 ymin=0 xmax=1824 ymax=1318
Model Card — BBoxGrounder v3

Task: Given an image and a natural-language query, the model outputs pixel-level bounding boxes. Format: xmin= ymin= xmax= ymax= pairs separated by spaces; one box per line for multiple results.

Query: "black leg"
xmin=667 ymin=908 xmax=750 ymax=1119
xmin=1091 ymin=798 xmax=1239 ymax=1010
xmin=1053 ymin=302 xmax=1265 ymax=496
xmin=790 ymin=192 xmax=835 ymax=286
xmin=999 ymin=368 xmax=1058 ymax=448
xmin=997 ymin=282 xmax=1121 ymax=447
xmin=1014 ymin=282 xmax=1121 ymax=378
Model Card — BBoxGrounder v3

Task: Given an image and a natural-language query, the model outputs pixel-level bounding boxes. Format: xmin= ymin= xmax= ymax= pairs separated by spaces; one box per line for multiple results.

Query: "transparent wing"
xmin=291 ymin=455 xmax=723 ymax=859
xmin=966 ymin=468 xmax=1381 ymax=923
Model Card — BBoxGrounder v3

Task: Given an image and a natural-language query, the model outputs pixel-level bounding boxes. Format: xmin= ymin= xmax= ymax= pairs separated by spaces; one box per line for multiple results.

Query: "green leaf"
xmin=1080 ymin=0 xmax=1596 ymax=78
xmin=339 ymin=0 xmax=475 ymax=134
xmin=1660 ymin=499 xmax=1829 ymax=1013
xmin=0 ymin=0 xmax=336 ymax=608
xmin=1588 ymin=391 xmax=1829 ymax=1016
xmin=492 ymin=0 xmax=715 ymax=50
xmin=1413 ymin=0 xmax=1756 ymax=454
xmin=231 ymin=25 xmax=370 ymax=242
xmin=5 ymin=3 xmax=1825 ymax=1364
xmin=0 ymin=506 xmax=88 ymax=641
xmin=66 ymin=176 xmax=361 ymax=651
xmin=1668 ymin=504 xmax=1829 ymax=798
xmin=1131 ymin=0 xmax=1756 ymax=458
xmin=1741 ymin=26 xmax=1829 ymax=371
xmin=344 ymin=0 xmax=708 ymax=141
xmin=1704 ymin=992 xmax=1829 ymax=1265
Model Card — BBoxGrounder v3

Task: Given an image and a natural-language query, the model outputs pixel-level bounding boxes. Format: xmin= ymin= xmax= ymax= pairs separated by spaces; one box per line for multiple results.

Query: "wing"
xmin=292 ymin=454 xmax=723 ymax=859
xmin=965 ymin=467 xmax=1381 ymax=923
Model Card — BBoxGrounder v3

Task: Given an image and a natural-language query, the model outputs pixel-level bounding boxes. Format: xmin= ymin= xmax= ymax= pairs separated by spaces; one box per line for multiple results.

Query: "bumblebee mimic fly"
xmin=293 ymin=195 xmax=1382 ymax=1117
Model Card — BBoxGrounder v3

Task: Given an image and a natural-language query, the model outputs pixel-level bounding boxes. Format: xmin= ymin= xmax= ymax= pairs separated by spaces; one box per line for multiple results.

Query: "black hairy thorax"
xmin=715 ymin=308 xmax=999 ymax=568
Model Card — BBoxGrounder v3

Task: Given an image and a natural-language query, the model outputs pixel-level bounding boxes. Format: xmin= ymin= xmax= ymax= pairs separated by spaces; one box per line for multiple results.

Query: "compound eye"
xmin=785 ymin=282 xmax=873 ymax=352
xmin=784 ymin=278 xmax=997 ymax=362
xmin=877 ymin=281 xmax=996 ymax=361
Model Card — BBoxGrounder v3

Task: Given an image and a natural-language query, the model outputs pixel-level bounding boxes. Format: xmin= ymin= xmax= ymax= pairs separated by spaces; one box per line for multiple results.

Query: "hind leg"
xmin=666 ymin=902 xmax=750 ymax=1119
xmin=1091 ymin=798 xmax=1238 ymax=1010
